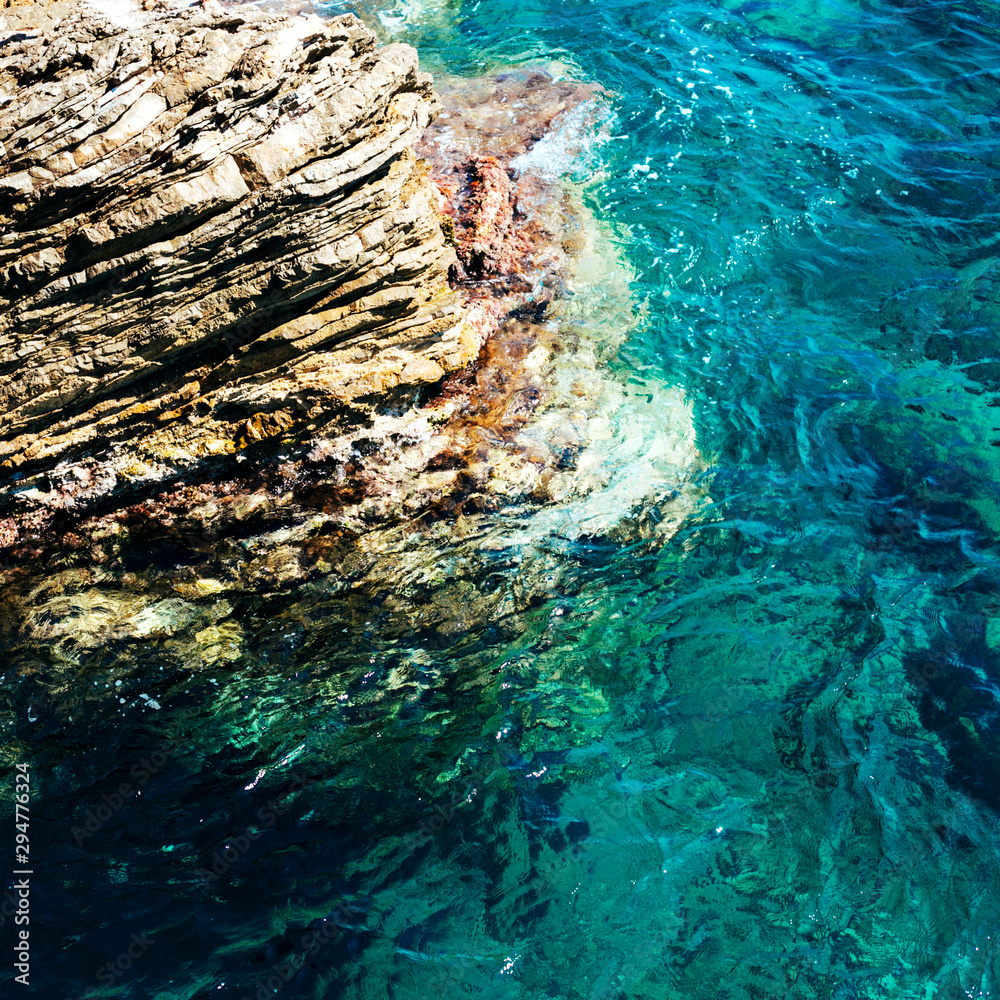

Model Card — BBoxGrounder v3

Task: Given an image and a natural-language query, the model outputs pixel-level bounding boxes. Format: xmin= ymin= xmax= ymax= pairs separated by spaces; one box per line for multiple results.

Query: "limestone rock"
xmin=0 ymin=8 xmax=703 ymax=666
xmin=0 ymin=2 xmax=474 ymax=474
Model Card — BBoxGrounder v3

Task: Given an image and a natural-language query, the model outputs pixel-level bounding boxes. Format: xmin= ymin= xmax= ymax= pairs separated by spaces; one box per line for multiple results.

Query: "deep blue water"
xmin=4 ymin=0 xmax=1000 ymax=997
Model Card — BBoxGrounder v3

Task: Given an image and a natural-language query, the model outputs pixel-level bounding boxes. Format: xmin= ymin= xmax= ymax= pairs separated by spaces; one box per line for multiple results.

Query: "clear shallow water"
xmin=5 ymin=0 xmax=1000 ymax=997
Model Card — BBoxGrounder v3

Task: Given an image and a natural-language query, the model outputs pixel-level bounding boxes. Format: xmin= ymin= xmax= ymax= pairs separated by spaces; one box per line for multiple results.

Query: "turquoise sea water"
xmin=4 ymin=0 xmax=1000 ymax=997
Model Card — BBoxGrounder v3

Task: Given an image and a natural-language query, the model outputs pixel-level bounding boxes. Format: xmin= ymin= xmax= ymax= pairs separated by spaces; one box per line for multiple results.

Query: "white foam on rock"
xmin=510 ymin=100 xmax=610 ymax=181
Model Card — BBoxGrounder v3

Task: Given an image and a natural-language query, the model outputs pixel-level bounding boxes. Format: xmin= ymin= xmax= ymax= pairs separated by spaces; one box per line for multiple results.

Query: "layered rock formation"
xmin=0 ymin=0 xmax=475 ymax=478
xmin=0 ymin=1 xmax=701 ymax=662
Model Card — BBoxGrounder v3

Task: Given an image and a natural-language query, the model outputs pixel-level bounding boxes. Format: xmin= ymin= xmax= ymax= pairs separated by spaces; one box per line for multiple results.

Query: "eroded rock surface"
xmin=0 ymin=4 xmax=702 ymax=665
xmin=0 ymin=1 xmax=475 ymax=476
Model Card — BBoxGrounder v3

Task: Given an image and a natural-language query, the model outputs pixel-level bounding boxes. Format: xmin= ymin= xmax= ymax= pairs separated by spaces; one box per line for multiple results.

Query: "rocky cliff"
xmin=0 ymin=1 xmax=700 ymax=661
xmin=0 ymin=0 xmax=475 ymax=477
